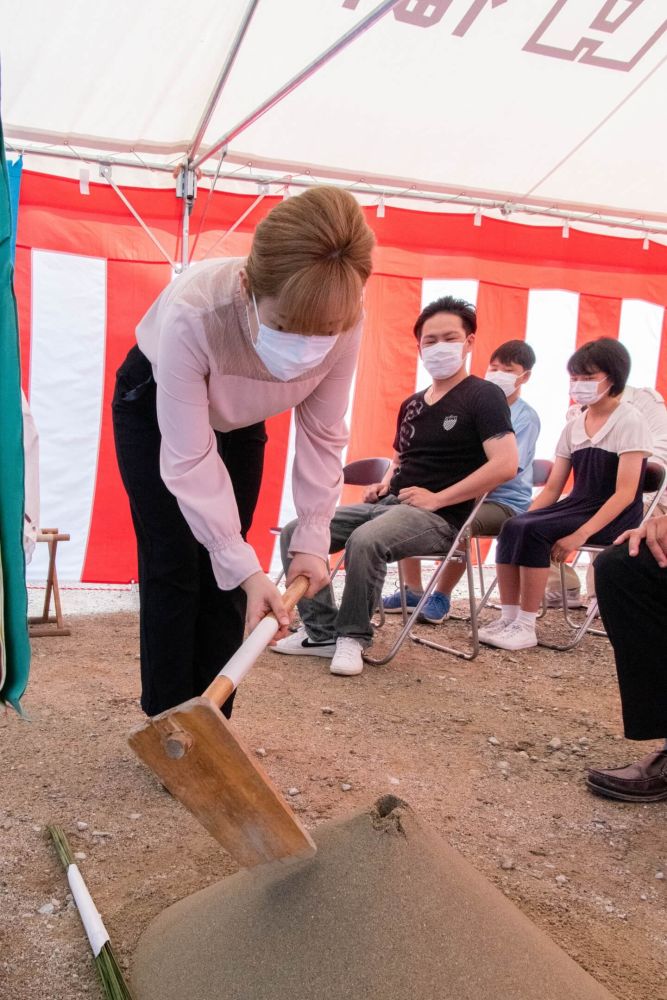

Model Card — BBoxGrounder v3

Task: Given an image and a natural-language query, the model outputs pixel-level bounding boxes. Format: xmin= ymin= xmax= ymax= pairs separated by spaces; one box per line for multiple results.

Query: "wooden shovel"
xmin=129 ymin=576 xmax=316 ymax=869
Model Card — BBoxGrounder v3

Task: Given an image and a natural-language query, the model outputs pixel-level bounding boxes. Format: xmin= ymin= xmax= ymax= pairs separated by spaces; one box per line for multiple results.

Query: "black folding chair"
xmin=363 ymin=494 xmax=489 ymax=665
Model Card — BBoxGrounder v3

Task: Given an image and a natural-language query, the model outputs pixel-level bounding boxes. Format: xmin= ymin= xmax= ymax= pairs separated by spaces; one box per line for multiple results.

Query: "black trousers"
xmin=594 ymin=541 xmax=667 ymax=741
xmin=112 ymin=346 xmax=267 ymax=717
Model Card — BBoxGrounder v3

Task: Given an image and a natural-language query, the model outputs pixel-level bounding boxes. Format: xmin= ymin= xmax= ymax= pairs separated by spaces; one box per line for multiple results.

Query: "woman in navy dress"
xmin=480 ymin=338 xmax=651 ymax=651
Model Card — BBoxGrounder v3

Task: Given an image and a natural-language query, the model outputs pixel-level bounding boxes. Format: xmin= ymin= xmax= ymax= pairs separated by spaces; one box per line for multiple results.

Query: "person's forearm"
xmin=578 ymin=490 xmax=638 ymax=541
xmin=434 ymin=458 xmax=517 ymax=507
xmin=528 ymin=487 xmax=561 ymax=512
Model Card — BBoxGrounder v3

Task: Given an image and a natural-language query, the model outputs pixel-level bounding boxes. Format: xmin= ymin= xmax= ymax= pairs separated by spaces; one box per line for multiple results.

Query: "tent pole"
xmin=177 ymin=166 xmax=198 ymax=271
xmin=181 ymin=190 xmax=190 ymax=271
xmin=188 ymin=0 xmax=261 ymax=163
xmin=190 ymin=0 xmax=401 ymax=170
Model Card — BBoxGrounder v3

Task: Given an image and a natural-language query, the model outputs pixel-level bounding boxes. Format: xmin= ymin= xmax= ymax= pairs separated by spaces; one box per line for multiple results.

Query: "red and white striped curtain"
xmin=15 ymin=171 xmax=667 ymax=582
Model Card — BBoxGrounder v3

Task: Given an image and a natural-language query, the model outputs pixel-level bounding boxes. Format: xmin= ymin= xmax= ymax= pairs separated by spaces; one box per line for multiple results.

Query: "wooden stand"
xmin=28 ymin=529 xmax=71 ymax=637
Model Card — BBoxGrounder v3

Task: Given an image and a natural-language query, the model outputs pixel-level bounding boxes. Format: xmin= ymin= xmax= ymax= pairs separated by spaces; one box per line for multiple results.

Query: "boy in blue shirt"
xmin=383 ymin=339 xmax=540 ymax=622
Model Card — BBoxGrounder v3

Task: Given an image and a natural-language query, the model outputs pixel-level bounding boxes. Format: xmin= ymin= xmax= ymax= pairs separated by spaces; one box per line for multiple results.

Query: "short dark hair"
xmin=413 ymin=295 xmax=477 ymax=341
xmin=490 ymin=339 xmax=536 ymax=371
xmin=567 ymin=337 xmax=630 ymax=397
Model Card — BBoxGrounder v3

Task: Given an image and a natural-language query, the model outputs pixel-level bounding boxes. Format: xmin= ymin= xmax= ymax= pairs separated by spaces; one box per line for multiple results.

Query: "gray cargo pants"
xmin=280 ymin=495 xmax=456 ymax=647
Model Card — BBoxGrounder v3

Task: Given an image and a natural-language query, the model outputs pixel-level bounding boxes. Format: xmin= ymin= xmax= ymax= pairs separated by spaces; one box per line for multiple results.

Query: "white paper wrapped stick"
xmin=66 ymin=863 xmax=110 ymax=957
xmin=48 ymin=825 xmax=135 ymax=999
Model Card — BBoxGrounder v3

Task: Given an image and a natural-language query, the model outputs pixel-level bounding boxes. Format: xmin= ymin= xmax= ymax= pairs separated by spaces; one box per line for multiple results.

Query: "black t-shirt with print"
xmin=389 ymin=375 xmax=514 ymax=528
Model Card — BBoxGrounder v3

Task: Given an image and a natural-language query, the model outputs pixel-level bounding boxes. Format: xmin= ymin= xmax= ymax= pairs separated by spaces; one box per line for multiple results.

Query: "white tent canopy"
xmin=4 ymin=0 xmax=667 ymax=233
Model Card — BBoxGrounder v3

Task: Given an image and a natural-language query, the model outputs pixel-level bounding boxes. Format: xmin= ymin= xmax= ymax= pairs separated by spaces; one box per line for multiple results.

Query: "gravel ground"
xmin=3 ymin=578 xmax=666 ymax=1000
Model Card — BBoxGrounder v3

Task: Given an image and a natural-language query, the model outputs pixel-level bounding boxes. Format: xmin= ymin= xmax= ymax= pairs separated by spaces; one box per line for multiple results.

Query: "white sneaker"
xmin=330 ymin=637 xmax=364 ymax=676
xmin=477 ymin=618 xmax=511 ymax=642
xmin=271 ymin=626 xmax=336 ymax=658
xmin=481 ymin=619 xmax=537 ymax=650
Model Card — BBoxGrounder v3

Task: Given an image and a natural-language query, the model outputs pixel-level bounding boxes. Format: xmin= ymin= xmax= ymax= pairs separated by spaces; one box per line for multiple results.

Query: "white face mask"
xmin=485 ymin=369 xmax=519 ymax=398
xmin=569 ymin=377 xmax=610 ymax=406
xmin=421 ymin=341 xmax=465 ymax=380
xmin=249 ymin=294 xmax=338 ymax=381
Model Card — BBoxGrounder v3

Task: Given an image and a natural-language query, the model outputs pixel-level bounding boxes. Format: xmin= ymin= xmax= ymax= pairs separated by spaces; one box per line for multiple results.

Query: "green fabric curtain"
xmin=0 ymin=119 xmax=30 ymax=711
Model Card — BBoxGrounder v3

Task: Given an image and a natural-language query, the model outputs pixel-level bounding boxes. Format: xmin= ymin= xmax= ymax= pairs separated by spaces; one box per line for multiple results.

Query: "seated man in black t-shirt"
xmin=273 ymin=295 xmax=518 ymax=676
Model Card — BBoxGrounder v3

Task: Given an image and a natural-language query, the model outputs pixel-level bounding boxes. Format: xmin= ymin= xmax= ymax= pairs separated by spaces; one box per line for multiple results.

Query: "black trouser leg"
xmin=112 ymin=346 xmax=266 ymax=717
xmin=594 ymin=542 xmax=667 ymax=741
xmin=192 ymin=423 xmax=268 ymax=704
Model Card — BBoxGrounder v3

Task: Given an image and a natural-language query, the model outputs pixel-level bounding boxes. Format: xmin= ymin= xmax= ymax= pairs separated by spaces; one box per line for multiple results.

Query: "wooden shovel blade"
xmin=129 ymin=697 xmax=316 ymax=869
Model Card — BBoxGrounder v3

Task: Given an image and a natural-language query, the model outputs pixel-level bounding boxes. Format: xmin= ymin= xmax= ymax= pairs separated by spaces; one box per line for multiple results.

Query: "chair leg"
xmin=475 ymin=537 xmax=485 ymax=599
xmin=538 ymin=597 xmax=606 ymax=651
xmin=558 ymin=561 xmax=584 ymax=628
xmin=397 ymin=561 xmax=409 ymax=627
xmin=475 ymin=573 xmax=497 ymax=615
xmin=364 ymin=552 xmax=456 ymax=666
xmin=409 ymin=538 xmax=480 ymax=661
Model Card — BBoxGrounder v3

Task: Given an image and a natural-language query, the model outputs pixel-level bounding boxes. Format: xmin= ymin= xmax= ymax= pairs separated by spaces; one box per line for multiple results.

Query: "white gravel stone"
xmin=129 ymin=812 xmax=141 ymax=820
xmin=255 ymin=748 xmax=267 ymax=757
xmin=38 ymin=903 xmax=55 ymax=915
xmin=76 ymin=821 xmax=88 ymax=831
xmin=74 ymin=852 xmax=87 ymax=861
xmin=488 ymin=736 xmax=500 ymax=746
xmin=548 ymin=738 xmax=562 ymax=751
xmin=287 ymin=787 xmax=300 ymax=796
xmin=341 ymin=783 xmax=352 ymax=792
xmin=656 ymin=871 xmax=664 ymax=880
xmin=555 ymin=874 xmax=569 ymax=885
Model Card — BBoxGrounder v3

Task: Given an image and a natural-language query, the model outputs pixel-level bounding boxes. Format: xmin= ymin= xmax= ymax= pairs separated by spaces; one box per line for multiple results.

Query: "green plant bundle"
xmin=47 ymin=825 xmax=135 ymax=1000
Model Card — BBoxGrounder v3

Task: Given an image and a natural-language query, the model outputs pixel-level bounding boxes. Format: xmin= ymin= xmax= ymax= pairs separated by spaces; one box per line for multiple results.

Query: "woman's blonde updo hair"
xmin=245 ymin=186 xmax=375 ymax=334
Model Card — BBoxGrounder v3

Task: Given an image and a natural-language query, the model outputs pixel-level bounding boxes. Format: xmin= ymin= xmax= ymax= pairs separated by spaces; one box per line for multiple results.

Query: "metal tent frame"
xmin=7 ymin=0 xmax=667 ymax=258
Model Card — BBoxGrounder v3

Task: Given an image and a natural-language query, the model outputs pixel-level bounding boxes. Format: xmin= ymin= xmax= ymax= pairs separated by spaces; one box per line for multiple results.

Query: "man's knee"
xmin=344 ymin=520 xmax=385 ymax=560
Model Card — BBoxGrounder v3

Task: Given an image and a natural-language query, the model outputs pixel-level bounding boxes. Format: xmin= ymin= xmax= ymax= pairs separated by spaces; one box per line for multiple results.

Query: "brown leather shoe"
xmin=586 ymin=751 xmax=667 ymax=802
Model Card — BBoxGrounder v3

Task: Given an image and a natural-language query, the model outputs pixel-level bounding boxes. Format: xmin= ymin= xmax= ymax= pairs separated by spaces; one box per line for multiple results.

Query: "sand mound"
xmin=131 ymin=796 xmax=616 ymax=1000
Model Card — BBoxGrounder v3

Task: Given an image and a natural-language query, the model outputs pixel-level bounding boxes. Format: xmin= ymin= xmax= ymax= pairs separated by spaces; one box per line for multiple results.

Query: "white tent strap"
xmin=191 ymin=0 xmax=401 ymax=169
xmin=100 ymin=165 xmax=179 ymax=271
